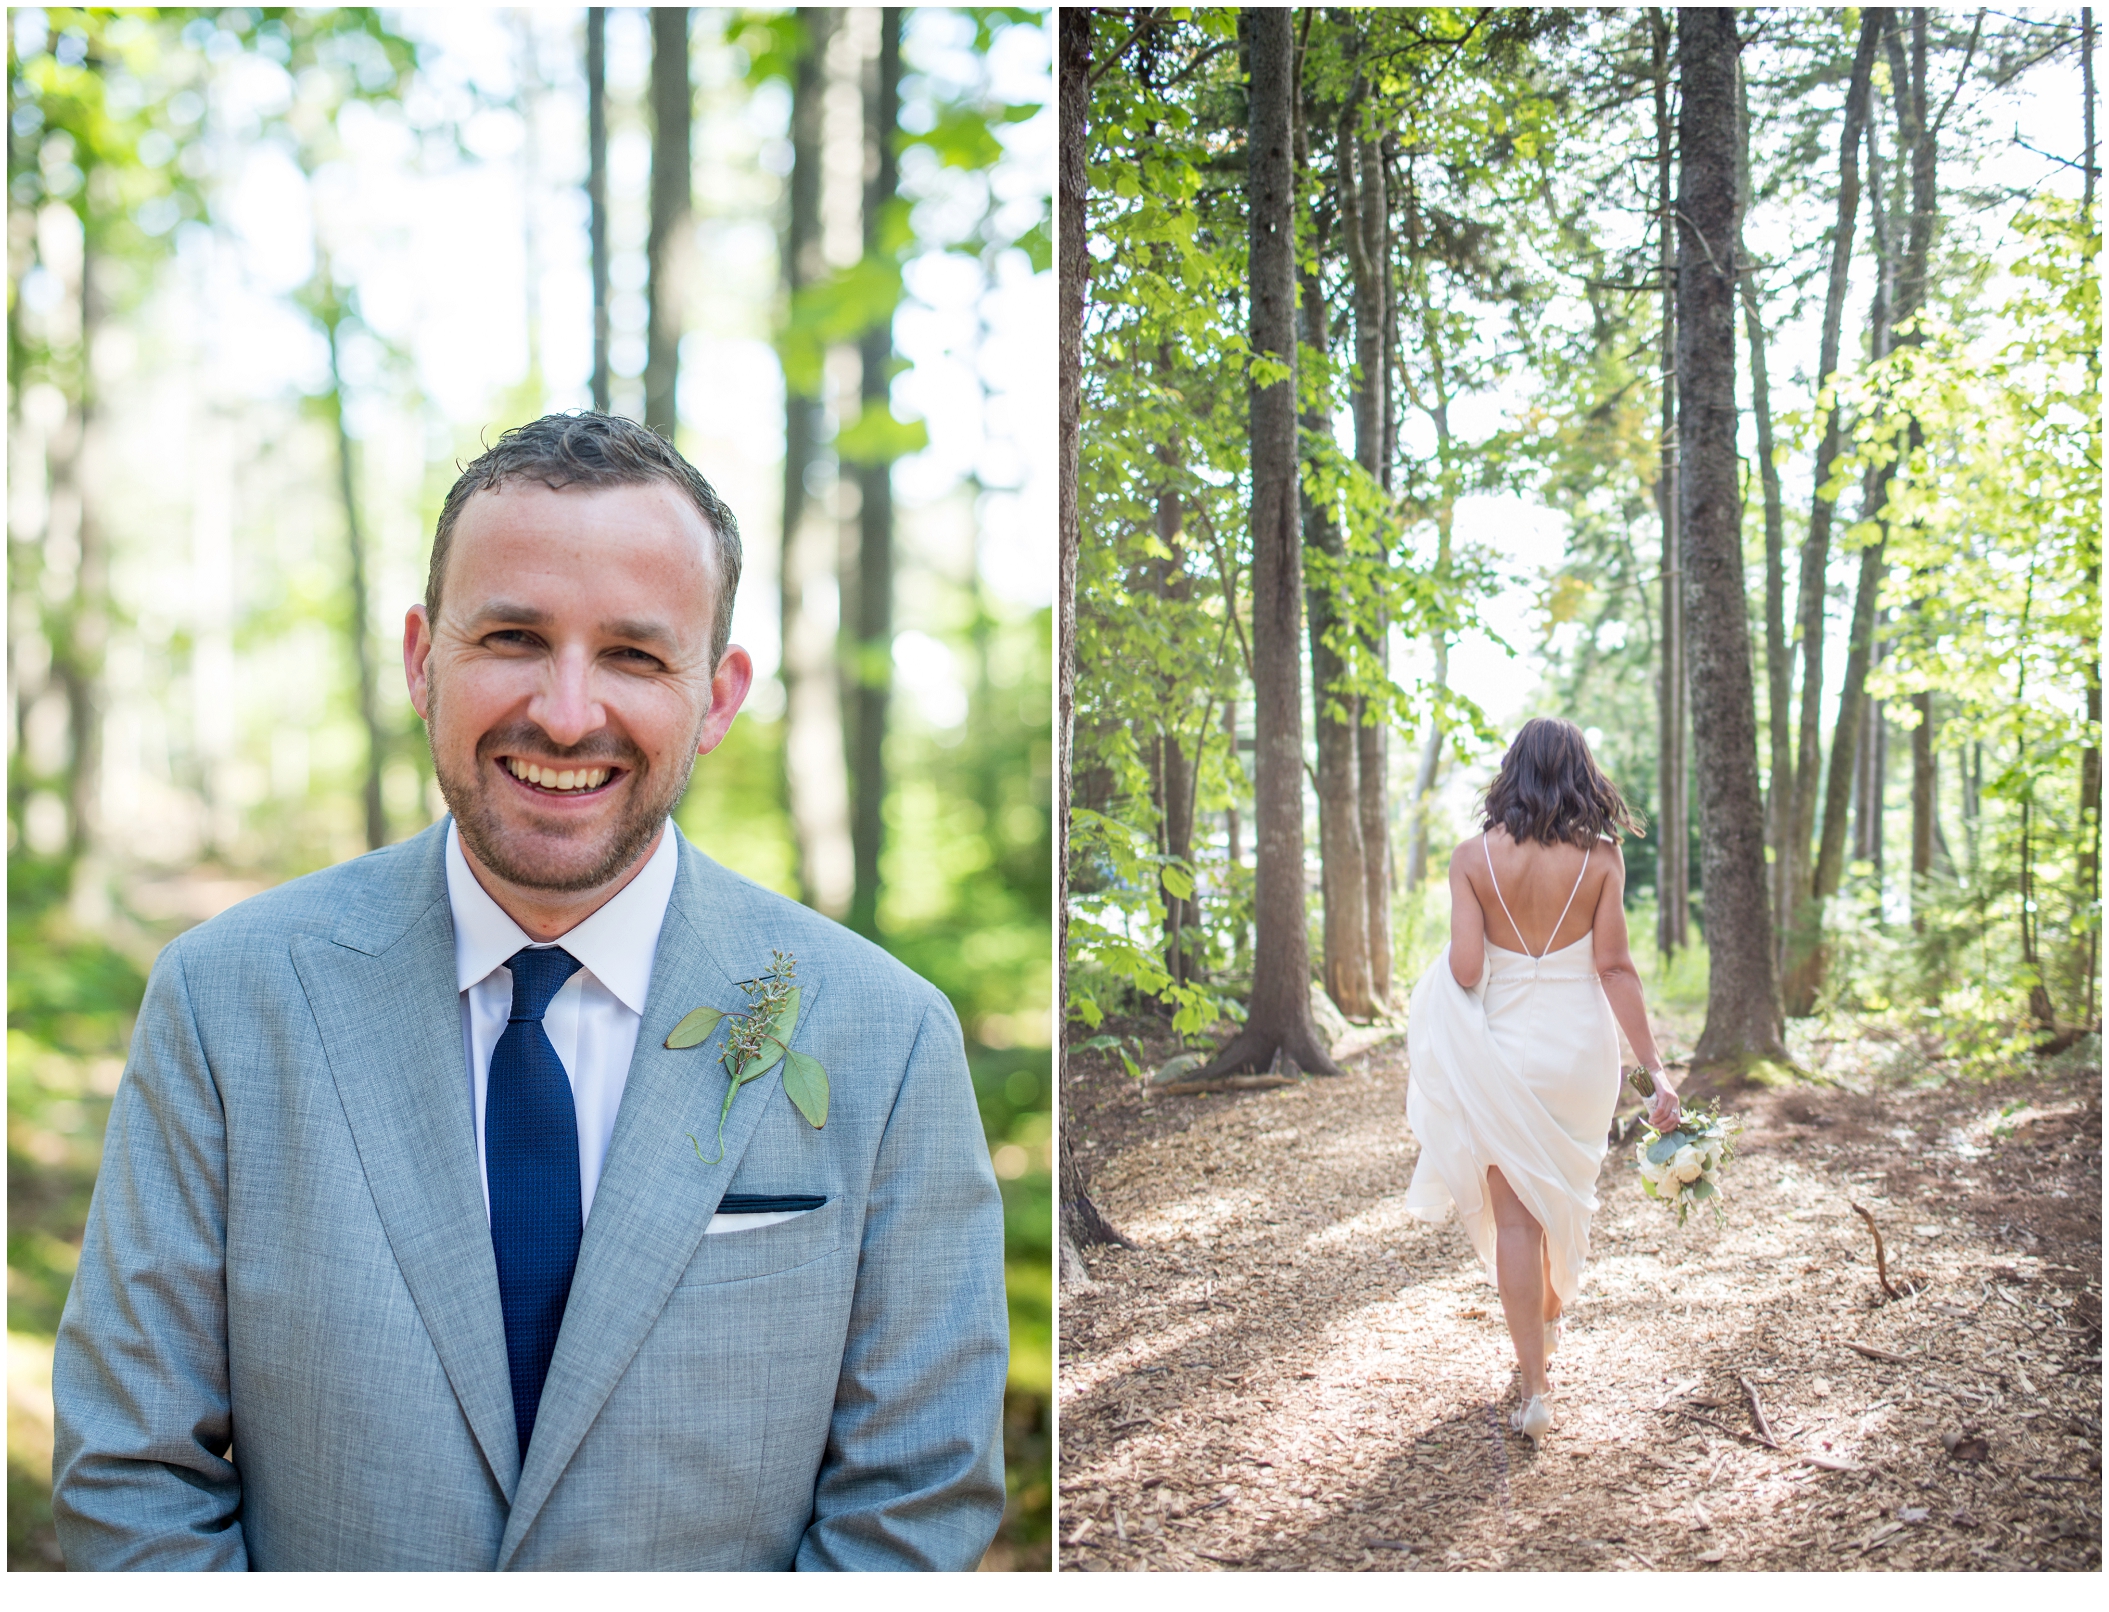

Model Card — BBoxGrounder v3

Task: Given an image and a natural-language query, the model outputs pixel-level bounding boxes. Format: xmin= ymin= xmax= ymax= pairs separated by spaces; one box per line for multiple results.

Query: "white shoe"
xmin=1511 ymin=1394 xmax=1554 ymax=1444
xmin=1543 ymin=1317 xmax=1564 ymax=1357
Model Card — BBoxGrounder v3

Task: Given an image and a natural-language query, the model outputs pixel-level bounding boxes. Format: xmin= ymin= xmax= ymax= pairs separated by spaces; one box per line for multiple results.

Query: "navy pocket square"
xmin=715 ymin=1194 xmax=827 ymax=1215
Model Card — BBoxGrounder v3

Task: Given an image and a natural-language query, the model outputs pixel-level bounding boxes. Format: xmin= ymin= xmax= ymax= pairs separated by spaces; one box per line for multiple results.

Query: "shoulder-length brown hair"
xmin=1479 ymin=718 xmax=1646 ymax=848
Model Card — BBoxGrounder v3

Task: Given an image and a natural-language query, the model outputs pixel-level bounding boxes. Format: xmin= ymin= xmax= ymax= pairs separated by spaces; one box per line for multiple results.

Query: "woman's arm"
xmin=1447 ymin=842 xmax=1486 ymax=988
xmin=1590 ymin=845 xmax=1680 ymax=1129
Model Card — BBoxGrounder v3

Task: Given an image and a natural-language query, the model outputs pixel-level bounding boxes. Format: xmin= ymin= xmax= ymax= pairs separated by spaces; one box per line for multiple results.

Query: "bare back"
xmin=1460 ymin=827 xmax=1615 ymax=956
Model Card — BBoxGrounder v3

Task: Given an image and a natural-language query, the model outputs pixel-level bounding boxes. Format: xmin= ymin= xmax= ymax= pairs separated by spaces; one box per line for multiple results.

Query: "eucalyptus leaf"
xmin=1690 ymin=1176 xmax=1718 ymax=1201
xmin=781 ymin=1049 xmax=830 ymax=1129
xmin=665 ymin=1004 xmax=725 ymax=1049
xmin=1646 ymin=1134 xmax=1684 ymax=1165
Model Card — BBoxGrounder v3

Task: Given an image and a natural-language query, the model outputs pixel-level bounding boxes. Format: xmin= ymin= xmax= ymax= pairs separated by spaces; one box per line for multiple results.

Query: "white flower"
xmin=1671 ymin=1144 xmax=1705 ymax=1184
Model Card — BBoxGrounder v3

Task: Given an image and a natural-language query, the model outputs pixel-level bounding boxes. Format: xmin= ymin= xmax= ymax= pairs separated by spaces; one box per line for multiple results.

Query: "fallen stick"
xmin=1738 ymin=1375 xmax=1778 ymax=1446
xmin=1800 ymin=1454 xmax=1862 ymax=1473
xmin=1663 ymin=1405 xmax=1779 ymax=1451
xmin=1843 ymin=1340 xmax=1911 ymax=1365
xmin=1849 ymin=1202 xmax=1902 ymax=1300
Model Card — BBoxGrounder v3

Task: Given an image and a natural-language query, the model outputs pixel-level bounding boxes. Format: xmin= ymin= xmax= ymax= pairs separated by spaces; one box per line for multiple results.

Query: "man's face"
xmin=404 ymin=479 xmax=752 ymax=894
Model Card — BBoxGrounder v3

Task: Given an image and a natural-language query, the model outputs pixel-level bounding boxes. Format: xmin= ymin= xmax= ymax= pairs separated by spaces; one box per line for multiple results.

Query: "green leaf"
xmin=1645 ymin=1134 xmax=1683 ymax=1165
xmin=835 ymin=402 xmax=930 ymax=466
xmin=665 ymin=1004 xmax=725 ymax=1049
xmin=782 ymin=1049 xmax=830 ymax=1129
xmin=1689 ymin=1176 xmax=1718 ymax=1202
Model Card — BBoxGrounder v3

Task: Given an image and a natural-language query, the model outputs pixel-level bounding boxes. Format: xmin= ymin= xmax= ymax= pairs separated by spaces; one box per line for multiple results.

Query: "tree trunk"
xmin=1057 ymin=7 xmax=1122 ymax=1276
xmin=587 ymin=7 xmax=610 ymax=413
xmin=2081 ymin=6 xmax=2101 ymax=1027
xmin=1342 ymin=126 xmax=1395 ymax=1005
xmin=1678 ymin=6 xmax=1788 ymax=1070
xmin=1194 ymin=6 xmax=1339 ymax=1083
xmin=1401 ymin=180 xmax=1453 ymax=898
xmin=1651 ymin=8 xmax=1688 ymax=956
xmin=1791 ymin=99 xmax=1900 ymax=1012
xmin=644 ymin=6 xmax=691 ymax=437
xmin=847 ymin=9 xmax=902 ymax=940
xmin=1782 ymin=12 xmax=1883 ymax=991
xmin=779 ymin=9 xmax=852 ymax=917
xmin=319 ymin=282 xmax=388 ymax=854
xmin=1300 ymin=107 xmax=1373 ymax=1021
xmin=1737 ymin=59 xmax=1793 ymax=950
xmin=51 ymin=219 xmax=106 ymax=918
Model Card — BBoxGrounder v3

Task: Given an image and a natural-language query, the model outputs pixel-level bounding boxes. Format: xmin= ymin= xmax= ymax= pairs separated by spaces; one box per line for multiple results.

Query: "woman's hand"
xmin=1646 ymin=1075 xmax=1681 ymax=1133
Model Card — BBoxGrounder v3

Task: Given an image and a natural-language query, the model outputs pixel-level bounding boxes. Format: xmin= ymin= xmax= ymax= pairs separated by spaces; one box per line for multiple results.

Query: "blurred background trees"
xmin=8 ymin=5 xmax=1050 ymax=1570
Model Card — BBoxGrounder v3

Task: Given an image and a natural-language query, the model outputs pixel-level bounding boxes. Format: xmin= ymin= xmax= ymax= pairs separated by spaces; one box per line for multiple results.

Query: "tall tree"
xmin=847 ymin=9 xmax=903 ymax=940
xmin=1194 ymin=7 xmax=1340 ymax=1081
xmin=1299 ymin=75 xmax=1375 ymax=1022
xmin=1678 ymin=6 xmax=1789 ymax=1070
xmin=2080 ymin=5 xmax=2101 ymax=1025
xmin=1339 ymin=115 xmax=1394 ymax=1005
xmin=587 ymin=7 xmax=610 ymax=414
xmin=778 ymin=8 xmax=852 ymax=916
xmin=1782 ymin=11 xmax=1884 ymax=989
xmin=1650 ymin=7 xmax=1689 ymax=956
xmin=644 ymin=7 xmax=691 ymax=438
xmin=1058 ymin=6 xmax=1123 ymax=1281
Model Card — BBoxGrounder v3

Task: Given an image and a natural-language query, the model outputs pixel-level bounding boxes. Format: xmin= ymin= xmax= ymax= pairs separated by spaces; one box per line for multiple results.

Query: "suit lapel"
xmin=498 ymin=846 xmax=801 ymax=1565
xmin=288 ymin=829 xmax=521 ymax=1502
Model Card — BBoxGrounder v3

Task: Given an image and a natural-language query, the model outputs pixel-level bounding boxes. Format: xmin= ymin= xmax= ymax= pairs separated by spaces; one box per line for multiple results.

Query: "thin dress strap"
xmin=1483 ymin=833 xmax=1592 ymax=963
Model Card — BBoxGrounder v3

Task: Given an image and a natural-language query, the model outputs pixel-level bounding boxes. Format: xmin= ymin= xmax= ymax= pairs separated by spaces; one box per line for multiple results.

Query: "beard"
xmin=425 ymin=680 xmax=703 ymax=895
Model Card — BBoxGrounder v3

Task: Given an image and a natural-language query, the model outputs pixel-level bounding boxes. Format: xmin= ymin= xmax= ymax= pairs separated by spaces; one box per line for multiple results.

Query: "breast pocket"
xmin=676 ymin=1195 xmax=847 ymax=1287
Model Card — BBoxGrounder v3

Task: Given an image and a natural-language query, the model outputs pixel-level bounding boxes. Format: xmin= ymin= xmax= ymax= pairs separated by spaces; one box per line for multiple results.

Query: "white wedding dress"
xmin=1403 ymin=838 xmax=1621 ymax=1307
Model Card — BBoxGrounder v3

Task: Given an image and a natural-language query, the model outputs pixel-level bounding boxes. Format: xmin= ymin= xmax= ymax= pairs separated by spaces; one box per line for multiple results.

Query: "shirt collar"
xmin=444 ymin=819 xmax=679 ymax=1016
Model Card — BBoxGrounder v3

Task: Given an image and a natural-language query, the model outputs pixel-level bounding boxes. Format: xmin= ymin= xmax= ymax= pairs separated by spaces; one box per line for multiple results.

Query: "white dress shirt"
xmin=446 ymin=818 xmax=677 ymax=1224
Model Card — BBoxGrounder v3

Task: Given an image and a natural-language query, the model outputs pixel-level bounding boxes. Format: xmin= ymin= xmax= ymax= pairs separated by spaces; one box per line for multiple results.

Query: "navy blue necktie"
xmin=486 ymin=945 xmax=584 ymax=1458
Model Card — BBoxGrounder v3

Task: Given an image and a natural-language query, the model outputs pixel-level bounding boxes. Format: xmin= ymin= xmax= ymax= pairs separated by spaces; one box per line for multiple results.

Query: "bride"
xmin=1404 ymin=718 xmax=1680 ymax=1443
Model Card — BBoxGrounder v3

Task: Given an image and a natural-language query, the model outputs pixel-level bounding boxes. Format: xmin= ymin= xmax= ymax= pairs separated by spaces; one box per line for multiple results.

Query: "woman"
xmin=1404 ymin=718 xmax=1680 ymax=1443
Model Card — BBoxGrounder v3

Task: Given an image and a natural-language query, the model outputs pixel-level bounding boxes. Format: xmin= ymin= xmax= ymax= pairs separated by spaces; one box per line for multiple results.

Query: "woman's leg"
xmin=1488 ymin=1166 xmax=1551 ymax=1399
xmin=1542 ymin=1241 xmax=1562 ymax=1323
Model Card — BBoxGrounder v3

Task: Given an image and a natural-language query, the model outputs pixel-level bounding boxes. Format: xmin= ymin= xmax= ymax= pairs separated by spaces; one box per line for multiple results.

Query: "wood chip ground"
xmin=1058 ymin=1013 xmax=2102 ymax=1572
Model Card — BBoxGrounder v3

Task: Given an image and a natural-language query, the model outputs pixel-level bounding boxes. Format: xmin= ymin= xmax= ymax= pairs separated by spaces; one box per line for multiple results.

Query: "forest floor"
xmin=1057 ymin=1002 xmax=2102 ymax=1572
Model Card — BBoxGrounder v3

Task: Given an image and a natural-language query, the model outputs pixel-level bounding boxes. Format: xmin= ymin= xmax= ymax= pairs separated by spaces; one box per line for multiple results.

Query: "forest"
xmin=8 ymin=6 xmax=1051 ymax=1571
xmin=1055 ymin=6 xmax=2099 ymax=1572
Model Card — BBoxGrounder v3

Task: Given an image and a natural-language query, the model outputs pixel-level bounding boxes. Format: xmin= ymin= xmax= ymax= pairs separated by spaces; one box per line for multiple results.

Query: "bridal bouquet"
xmin=1629 ymin=1070 xmax=1742 ymax=1226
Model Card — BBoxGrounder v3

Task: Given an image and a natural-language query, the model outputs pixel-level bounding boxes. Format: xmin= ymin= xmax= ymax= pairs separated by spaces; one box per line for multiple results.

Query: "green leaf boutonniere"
xmin=669 ymin=949 xmax=830 ymax=1164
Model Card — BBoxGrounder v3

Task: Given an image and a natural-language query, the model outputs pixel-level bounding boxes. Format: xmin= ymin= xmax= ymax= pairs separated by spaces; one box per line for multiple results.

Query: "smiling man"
xmin=50 ymin=414 xmax=1009 ymax=1571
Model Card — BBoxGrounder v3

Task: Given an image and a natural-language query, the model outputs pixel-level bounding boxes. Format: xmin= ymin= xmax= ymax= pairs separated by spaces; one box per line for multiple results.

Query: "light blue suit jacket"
xmin=51 ymin=822 xmax=1008 ymax=1570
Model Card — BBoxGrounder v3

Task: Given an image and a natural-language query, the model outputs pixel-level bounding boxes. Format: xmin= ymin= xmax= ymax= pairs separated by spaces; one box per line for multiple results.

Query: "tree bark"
xmin=1057 ymin=7 xmax=1123 ymax=1276
xmin=847 ymin=9 xmax=902 ymax=940
xmin=1651 ymin=8 xmax=1689 ymax=956
xmin=1301 ymin=104 xmax=1373 ymax=1021
xmin=1678 ymin=6 xmax=1788 ymax=1069
xmin=1195 ymin=7 xmax=1339 ymax=1082
xmin=586 ymin=7 xmax=610 ymax=413
xmin=779 ymin=9 xmax=851 ymax=917
xmin=644 ymin=6 xmax=691 ymax=437
xmin=1401 ymin=176 xmax=1452 ymax=897
xmin=1783 ymin=12 xmax=1884 ymax=988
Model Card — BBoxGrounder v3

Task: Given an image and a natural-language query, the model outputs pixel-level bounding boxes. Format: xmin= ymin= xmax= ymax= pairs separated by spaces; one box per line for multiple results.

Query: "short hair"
xmin=1480 ymin=717 xmax=1646 ymax=848
xmin=427 ymin=412 xmax=743 ymax=667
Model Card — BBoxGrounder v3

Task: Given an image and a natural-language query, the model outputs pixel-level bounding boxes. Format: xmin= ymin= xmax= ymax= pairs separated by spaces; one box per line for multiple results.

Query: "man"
xmin=51 ymin=413 xmax=1009 ymax=1570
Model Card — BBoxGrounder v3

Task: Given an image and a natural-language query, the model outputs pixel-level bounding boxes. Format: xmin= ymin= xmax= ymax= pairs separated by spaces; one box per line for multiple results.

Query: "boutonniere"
xmin=667 ymin=949 xmax=829 ymax=1163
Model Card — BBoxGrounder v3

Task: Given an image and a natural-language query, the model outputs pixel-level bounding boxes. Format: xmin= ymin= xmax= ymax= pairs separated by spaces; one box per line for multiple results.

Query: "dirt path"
xmin=1056 ymin=1019 xmax=2101 ymax=1572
